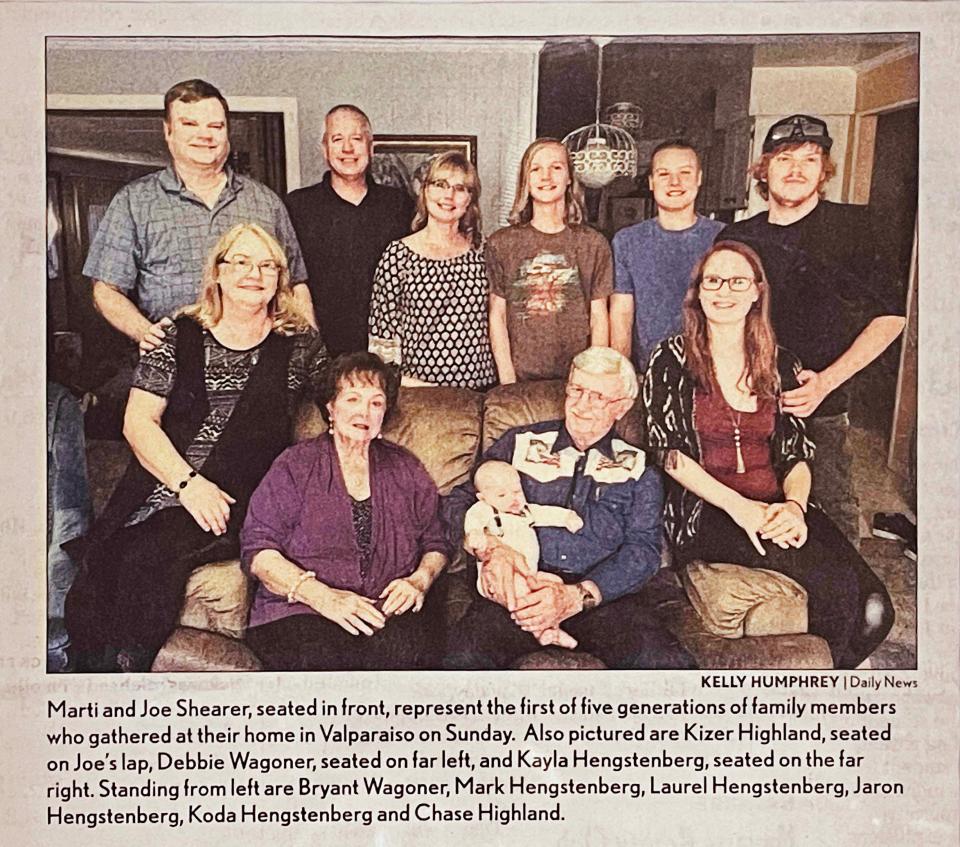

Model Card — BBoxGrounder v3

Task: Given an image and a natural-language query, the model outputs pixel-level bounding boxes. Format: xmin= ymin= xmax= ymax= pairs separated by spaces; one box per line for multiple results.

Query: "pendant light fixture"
xmin=562 ymin=37 xmax=638 ymax=189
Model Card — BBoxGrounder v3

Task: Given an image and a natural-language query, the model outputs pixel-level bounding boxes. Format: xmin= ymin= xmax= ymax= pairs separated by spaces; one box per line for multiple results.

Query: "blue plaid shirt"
xmin=83 ymin=166 xmax=307 ymax=321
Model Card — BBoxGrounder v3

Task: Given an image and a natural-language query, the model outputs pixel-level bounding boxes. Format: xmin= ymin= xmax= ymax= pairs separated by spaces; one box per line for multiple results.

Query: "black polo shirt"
xmin=286 ymin=173 xmax=413 ymax=356
xmin=720 ymin=200 xmax=905 ymax=416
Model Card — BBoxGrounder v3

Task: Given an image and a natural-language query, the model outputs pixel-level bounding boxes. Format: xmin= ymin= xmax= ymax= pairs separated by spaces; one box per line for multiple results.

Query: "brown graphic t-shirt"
xmin=487 ymin=224 xmax=613 ymax=381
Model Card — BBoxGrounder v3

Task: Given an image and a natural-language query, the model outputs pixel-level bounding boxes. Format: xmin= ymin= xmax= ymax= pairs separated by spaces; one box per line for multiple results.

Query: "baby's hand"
xmin=536 ymin=627 xmax=578 ymax=650
xmin=565 ymin=513 xmax=584 ymax=533
xmin=465 ymin=529 xmax=487 ymax=554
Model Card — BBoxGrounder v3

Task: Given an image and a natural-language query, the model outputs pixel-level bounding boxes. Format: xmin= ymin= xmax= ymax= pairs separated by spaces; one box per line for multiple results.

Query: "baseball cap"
xmin=762 ymin=114 xmax=833 ymax=154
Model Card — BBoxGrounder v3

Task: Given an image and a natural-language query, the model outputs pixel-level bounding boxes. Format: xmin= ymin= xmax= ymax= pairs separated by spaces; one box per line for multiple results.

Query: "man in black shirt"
xmin=285 ymin=105 xmax=413 ymax=356
xmin=720 ymin=114 xmax=906 ymax=545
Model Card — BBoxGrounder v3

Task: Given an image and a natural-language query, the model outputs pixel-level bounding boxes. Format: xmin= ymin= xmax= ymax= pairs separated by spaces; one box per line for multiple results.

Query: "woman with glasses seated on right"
xmin=640 ymin=241 xmax=894 ymax=668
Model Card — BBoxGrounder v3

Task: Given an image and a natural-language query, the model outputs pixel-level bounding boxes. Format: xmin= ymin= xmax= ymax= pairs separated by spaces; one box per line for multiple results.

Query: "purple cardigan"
xmin=241 ymin=434 xmax=449 ymax=629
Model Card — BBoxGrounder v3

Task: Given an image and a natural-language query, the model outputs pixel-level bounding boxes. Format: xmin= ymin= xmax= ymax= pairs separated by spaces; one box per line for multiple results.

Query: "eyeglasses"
xmin=763 ymin=114 xmax=833 ymax=153
xmin=565 ymin=384 xmax=625 ymax=408
xmin=427 ymin=178 xmax=470 ymax=196
xmin=219 ymin=258 xmax=281 ymax=277
xmin=700 ymin=275 xmax=756 ymax=292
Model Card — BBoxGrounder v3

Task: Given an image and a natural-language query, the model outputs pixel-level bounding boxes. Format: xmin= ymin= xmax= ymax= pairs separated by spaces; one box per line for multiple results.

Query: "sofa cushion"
xmin=511 ymin=649 xmax=607 ymax=670
xmin=654 ymin=584 xmax=832 ymax=669
xmin=178 ymin=559 xmax=252 ymax=639
xmin=482 ymin=381 xmax=566 ymax=451
xmin=681 ymin=561 xmax=808 ymax=639
xmin=293 ymin=387 xmax=483 ymax=496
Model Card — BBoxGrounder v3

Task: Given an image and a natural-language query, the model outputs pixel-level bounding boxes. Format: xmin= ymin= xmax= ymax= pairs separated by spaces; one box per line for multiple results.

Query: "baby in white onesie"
xmin=465 ymin=460 xmax=584 ymax=649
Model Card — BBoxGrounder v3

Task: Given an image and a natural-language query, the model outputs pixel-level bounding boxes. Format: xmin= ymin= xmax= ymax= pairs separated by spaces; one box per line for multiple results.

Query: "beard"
xmin=768 ymin=180 xmax=821 ymax=209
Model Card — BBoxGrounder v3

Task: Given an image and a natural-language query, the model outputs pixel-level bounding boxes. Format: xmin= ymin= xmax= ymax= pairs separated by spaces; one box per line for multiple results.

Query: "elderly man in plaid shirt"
xmin=84 ymin=78 xmax=314 ymax=353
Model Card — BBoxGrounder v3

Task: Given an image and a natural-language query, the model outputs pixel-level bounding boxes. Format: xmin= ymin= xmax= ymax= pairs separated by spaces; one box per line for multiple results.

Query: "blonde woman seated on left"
xmin=65 ymin=223 xmax=327 ymax=672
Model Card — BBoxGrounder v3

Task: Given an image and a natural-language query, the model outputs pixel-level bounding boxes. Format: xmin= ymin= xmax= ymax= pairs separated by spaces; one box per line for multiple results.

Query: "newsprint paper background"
xmin=1 ymin=2 xmax=957 ymax=845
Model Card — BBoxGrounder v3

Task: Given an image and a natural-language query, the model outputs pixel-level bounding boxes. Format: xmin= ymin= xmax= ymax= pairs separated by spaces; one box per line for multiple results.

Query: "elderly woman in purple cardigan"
xmin=241 ymin=352 xmax=449 ymax=670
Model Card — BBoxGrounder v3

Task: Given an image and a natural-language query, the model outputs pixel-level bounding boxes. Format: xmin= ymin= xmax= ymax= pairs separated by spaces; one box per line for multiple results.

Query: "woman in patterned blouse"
xmin=641 ymin=241 xmax=893 ymax=668
xmin=369 ymin=151 xmax=496 ymax=390
xmin=65 ymin=223 xmax=327 ymax=672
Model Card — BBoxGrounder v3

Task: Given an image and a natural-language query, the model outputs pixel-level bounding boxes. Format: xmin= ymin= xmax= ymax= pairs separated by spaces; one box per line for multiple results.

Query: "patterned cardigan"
xmin=640 ymin=335 xmax=816 ymax=552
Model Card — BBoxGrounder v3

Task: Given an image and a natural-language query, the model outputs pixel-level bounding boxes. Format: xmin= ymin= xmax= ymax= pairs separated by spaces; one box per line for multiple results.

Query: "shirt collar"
xmin=553 ymin=424 xmax=618 ymax=459
xmin=321 ymin=170 xmax=377 ymax=195
xmin=160 ymin=164 xmax=238 ymax=197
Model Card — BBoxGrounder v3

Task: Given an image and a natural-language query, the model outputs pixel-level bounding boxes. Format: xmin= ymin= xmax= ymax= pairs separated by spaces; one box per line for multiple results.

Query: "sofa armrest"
xmin=178 ymin=559 xmax=252 ymax=640
xmin=152 ymin=627 xmax=262 ymax=672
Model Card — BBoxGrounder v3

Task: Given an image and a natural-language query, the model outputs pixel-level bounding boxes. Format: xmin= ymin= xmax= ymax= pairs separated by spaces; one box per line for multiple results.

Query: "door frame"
xmin=46 ymin=93 xmax=301 ymax=189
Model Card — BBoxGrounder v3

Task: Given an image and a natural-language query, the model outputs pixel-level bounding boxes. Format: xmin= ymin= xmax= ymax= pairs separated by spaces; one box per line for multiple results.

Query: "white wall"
xmin=46 ymin=38 xmax=541 ymax=231
xmin=745 ymin=66 xmax=858 ymax=217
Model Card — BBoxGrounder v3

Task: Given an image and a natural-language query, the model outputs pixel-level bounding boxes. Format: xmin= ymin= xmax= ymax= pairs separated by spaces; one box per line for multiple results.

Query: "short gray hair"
xmin=570 ymin=346 xmax=639 ymax=400
xmin=322 ymin=104 xmax=372 ymax=142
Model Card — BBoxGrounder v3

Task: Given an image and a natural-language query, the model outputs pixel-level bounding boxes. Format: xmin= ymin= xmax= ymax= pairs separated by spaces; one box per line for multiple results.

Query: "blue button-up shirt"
xmin=83 ymin=166 xmax=307 ymax=321
xmin=442 ymin=420 xmax=664 ymax=603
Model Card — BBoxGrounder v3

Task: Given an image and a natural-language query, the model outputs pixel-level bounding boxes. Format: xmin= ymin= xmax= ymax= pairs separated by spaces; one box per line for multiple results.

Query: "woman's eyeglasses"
xmin=219 ymin=258 xmax=281 ymax=277
xmin=700 ymin=275 xmax=756 ymax=292
xmin=427 ymin=178 xmax=470 ymax=196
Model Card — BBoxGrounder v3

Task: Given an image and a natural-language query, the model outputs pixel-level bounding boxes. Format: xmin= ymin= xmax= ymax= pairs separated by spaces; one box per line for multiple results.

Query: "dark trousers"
xmin=444 ymin=571 xmax=696 ymax=670
xmin=246 ymin=573 xmax=449 ymax=671
xmin=64 ymin=507 xmax=238 ymax=672
xmin=679 ymin=503 xmax=894 ymax=669
xmin=808 ymin=413 xmax=860 ymax=548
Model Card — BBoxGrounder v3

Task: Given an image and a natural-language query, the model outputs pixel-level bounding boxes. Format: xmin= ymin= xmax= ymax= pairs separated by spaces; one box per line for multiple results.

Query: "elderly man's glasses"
xmin=565 ymin=383 xmax=625 ymax=408
xmin=700 ymin=275 xmax=756 ymax=292
xmin=219 ymin=257 xmax=281 ymax=277
xmin=427 ymin=178 xmax=470 ymax=196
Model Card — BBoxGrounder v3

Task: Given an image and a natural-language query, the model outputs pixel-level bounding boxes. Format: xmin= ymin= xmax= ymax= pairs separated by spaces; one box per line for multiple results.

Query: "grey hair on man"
xmin=571 ymin=346 xmax=639 ymax=400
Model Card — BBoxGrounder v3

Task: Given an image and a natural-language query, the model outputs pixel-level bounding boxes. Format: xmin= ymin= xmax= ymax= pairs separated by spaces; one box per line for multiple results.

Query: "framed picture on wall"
xmin=370 ymin=134 xmax=477 ymax=199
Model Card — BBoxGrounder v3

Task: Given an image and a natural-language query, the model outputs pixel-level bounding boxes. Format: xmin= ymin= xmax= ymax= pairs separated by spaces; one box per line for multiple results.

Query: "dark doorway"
xmin=849 ymin=104 xmax=919 ymax=438
xmin=870 ymin=105 xmax=919 ymax=299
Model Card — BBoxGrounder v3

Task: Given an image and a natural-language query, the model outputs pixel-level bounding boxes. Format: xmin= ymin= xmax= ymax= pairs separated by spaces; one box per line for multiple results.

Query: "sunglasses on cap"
xmin=763 ymin=115 xmax=833 ymax=154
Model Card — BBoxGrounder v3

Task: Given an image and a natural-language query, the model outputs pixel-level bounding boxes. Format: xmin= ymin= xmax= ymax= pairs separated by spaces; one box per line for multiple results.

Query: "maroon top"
xmin=694 ymin=388 xmax=780 ymax=502
xmin=241 ymin=434 xmax=449 ymax=629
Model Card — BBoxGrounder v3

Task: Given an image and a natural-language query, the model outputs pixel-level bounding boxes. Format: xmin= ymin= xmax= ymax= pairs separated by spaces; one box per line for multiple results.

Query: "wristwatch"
xmin=576 ymin=582 xmax=599 ymax=611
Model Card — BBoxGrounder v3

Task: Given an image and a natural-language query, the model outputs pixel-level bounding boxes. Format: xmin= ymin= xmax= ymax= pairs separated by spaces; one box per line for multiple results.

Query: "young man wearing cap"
xmin=610 ymin=140 xmax=725 ymax=372
xmin=720 ymin=114 xmax=906 ymax=545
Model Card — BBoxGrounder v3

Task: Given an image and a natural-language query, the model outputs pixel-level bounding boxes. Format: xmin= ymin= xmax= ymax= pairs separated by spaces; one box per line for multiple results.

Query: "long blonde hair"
xmin=180 ymin=222 xmax=311 ymax=336
xmin=681 ymin=241 xmax=780 ymax=398
xmin=507 ymin=138 xmax=585 ymax=226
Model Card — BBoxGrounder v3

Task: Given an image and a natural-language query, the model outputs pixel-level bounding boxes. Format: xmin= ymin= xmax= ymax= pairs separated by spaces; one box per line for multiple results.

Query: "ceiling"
xmin=563 ymin=33 xmax=919 ymax=69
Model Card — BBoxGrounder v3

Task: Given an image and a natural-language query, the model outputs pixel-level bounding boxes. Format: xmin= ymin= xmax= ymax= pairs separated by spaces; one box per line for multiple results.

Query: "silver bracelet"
xmin=287 ymin=571 xmax=316 ymax=604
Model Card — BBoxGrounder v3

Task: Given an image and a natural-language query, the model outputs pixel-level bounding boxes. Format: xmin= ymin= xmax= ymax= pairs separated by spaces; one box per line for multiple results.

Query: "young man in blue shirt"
xmin=610 ymin=140 xmax=724 ymax=372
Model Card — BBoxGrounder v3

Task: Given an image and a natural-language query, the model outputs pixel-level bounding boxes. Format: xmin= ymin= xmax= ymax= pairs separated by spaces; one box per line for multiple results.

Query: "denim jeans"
xmin=47 ymin=382 xmax=91 ymax=671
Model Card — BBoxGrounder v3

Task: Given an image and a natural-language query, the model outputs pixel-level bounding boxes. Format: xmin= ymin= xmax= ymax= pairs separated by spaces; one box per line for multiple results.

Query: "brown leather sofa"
xmin=85 ymin=381 xmax=832 ymax=672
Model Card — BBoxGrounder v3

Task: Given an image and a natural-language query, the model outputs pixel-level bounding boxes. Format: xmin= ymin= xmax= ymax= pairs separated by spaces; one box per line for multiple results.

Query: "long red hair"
xmin=681 ymin=240 xmax=780 ymax=398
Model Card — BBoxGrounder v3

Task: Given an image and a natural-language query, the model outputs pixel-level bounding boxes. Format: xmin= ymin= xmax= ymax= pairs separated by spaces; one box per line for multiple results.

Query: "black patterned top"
xmin=350 ymin=497 xmax=373 ymax=580
xmin=369 ymin=240 xmax=496 ymax=390
xmin=640 ymin=335 xmax=815 ymax=551
xmin=125 ymin=321 xmax=327 ymax=525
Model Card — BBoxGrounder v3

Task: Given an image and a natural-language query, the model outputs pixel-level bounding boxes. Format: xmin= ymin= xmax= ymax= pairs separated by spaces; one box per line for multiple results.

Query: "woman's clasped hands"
xmin=728 ymin=496 xmax=808 ymax=554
